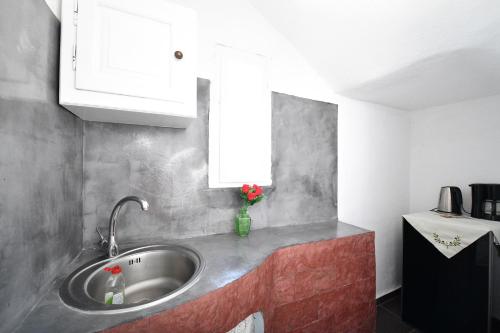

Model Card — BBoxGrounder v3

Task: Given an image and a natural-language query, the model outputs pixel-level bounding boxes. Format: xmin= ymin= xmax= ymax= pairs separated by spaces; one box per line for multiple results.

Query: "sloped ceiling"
xmin=250 ymin=0 xmax=500 ymax=110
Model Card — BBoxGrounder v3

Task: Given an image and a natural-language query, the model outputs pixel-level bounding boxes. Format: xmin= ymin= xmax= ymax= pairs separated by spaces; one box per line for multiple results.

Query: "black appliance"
xmin=470 ymin=184 xmax=500 ymax=221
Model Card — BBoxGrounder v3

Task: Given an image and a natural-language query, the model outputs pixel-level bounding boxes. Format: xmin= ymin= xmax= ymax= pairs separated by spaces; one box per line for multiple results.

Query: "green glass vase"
xmin=235 ymin=207 xmax=251 ymax=237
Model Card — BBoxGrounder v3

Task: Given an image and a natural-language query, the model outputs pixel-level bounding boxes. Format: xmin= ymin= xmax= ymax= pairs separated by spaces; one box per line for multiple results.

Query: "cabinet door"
xmin=209 ymin=45 xmax=272 ymax=188
xmin=74 ymin=0 xmax=196 ymax=103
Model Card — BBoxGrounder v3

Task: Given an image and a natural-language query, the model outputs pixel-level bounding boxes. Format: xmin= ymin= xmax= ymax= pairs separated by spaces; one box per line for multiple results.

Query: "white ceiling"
xmin=249 ymin=0 xmax=500 ymax=110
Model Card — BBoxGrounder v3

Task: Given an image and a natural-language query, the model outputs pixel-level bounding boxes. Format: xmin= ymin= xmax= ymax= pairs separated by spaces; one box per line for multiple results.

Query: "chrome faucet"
xmin=97 ymin=196 xmax=149 ymax=258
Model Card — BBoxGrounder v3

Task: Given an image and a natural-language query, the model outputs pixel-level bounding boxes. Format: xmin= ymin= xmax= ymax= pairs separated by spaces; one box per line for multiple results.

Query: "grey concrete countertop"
xmin=15 ymin=221 xmax=369 ymax=333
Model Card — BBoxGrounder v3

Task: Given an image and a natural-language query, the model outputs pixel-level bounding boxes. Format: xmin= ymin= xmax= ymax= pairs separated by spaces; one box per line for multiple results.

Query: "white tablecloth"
xmin=402 ymin=211 xmax=500 ymax=258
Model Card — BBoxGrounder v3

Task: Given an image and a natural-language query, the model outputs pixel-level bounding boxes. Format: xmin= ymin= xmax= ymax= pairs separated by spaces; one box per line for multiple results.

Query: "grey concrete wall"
xmin=83 ymin=83 xmax=337 ymax=246
xmin=0 ymin=1 xmax=83 ymax=332
xmin=269 ymin=92 xmax=338 ymax=226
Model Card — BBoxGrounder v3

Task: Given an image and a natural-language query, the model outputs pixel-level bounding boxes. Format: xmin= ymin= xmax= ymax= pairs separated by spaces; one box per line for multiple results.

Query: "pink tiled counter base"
xmin=105 ymin=232 xmax=376 ymax=333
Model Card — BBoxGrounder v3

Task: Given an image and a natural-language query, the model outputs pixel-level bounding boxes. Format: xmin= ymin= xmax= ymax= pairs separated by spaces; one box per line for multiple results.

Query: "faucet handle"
xmin=96 ymin=226 xmax=108 ymax=249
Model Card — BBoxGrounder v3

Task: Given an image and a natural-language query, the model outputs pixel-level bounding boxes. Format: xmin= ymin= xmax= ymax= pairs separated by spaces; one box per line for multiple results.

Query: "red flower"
xmin=242 ymin=184 xmax=250 ymax=194
xmin=247 ymin=192 xmax=257 ymax=201
xmin=253 ymin=185 xmax=263 ymax=196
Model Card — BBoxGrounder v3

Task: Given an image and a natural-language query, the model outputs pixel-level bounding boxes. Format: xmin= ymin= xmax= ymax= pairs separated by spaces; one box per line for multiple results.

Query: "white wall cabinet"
xmin=59 ymin=0 xmax=197 ymax=128
xmin=209 ymin=45 xmax=272 ymax=188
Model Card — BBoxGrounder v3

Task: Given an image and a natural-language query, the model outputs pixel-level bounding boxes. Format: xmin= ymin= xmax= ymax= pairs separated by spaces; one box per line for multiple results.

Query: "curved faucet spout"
xmin=107 ymin=196 xmax=149 ymax=258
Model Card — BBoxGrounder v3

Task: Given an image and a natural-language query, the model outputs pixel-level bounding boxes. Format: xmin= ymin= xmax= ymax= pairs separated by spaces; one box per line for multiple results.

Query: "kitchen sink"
xmin=59 ymin=244 xmax=205 ymax=313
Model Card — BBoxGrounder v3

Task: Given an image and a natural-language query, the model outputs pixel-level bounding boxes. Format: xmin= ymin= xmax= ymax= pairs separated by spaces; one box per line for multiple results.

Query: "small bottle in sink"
xmin=103 ymin=265 xmax=125 ymax=305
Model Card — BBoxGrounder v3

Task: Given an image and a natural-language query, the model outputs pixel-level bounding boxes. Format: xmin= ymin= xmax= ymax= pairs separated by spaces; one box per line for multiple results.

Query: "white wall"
xmin=170 ymin=0 xmax=338 ymax=104
xmin=410 ymin=94 xmax=500 ymax=212
xmin=44 ymin=0 xmax=60 ymax=19
xmin=338 ymin=98 xmax=410 ymax=297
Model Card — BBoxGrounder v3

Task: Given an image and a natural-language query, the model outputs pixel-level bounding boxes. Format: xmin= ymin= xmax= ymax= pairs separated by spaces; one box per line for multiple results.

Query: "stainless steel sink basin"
xmin=60 ymin=244 xmax=205 ymax=313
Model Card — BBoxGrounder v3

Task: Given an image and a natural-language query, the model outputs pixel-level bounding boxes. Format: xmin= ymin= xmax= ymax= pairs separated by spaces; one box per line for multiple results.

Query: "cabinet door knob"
xmin=174 ymin=51 xmax=183 ymax=60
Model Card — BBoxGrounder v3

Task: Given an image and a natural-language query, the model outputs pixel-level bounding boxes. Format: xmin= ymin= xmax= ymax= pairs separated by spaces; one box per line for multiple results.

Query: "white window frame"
xmin=208 ymin=44 xmax=272 ymax=188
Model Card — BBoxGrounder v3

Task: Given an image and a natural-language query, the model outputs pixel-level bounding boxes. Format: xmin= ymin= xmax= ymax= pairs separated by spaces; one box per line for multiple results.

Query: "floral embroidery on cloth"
xmin=432 ymin=233 xmax=461 ymax=249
